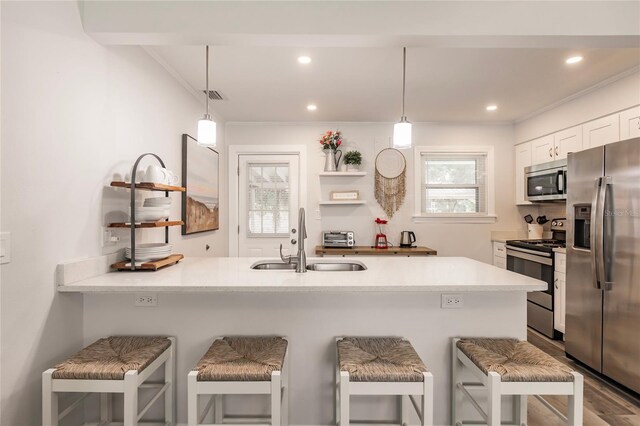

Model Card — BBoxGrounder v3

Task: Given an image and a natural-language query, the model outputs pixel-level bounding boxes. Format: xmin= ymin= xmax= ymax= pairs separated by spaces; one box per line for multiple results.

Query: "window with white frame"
xmin=414 ymin=147 xmax=495 ymax=221
xmin=247 ymin=163 xmax=290 ymax=236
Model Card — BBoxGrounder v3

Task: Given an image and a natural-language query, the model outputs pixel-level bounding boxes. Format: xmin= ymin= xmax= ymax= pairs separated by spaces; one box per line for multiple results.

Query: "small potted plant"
xmin=343 ymin=150 xmax=362 ymax=172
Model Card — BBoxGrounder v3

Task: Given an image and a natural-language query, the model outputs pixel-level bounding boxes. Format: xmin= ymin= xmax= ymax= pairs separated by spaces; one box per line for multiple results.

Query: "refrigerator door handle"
xmin=599 ymin=176 xmax=613 ymax=290
xmin=591 ymin=177 xmax=602 ymax=289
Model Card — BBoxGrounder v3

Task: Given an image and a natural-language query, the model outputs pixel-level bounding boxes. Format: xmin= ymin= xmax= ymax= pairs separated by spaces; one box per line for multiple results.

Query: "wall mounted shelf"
xmin=319 ymin=200 xmax=367 ymax=206
xmin=318 ymin=171 xmax=366 ymax=177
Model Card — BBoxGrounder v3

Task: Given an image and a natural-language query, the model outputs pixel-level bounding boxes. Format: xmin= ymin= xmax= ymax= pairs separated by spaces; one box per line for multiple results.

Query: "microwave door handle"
xmin=590 ymin=177 xmax=602 ymax=289
xmin=557 ymin=170 xmax=564 ymax=193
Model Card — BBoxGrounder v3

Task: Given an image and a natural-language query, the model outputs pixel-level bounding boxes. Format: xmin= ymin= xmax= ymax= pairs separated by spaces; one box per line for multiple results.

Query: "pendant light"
xmin=393 ymin=47 xmax=412 ymax=149
xmin=197 ymin=45 xmax=217 ymax=147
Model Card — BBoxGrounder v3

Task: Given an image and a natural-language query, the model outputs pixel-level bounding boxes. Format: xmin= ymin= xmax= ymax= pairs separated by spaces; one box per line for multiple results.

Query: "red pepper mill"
xmin=374 ymin=218 xmax=389 ymax=249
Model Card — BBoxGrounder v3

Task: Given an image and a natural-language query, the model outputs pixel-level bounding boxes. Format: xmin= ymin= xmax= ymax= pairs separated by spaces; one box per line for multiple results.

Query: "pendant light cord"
xmin=205 ymin=45 xmax=210 ymax=116
xmin=401 ymin=47 xmax=406 ymax=118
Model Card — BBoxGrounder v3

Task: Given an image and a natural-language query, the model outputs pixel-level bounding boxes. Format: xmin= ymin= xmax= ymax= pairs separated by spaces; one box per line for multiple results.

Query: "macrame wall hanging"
xmin=374 ymin=148 xmax=407 ymax=218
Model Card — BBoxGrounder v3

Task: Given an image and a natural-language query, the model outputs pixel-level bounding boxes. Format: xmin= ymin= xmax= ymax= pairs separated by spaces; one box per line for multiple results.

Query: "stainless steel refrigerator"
xmin=566 ymin=137 xmax=640 ymax=394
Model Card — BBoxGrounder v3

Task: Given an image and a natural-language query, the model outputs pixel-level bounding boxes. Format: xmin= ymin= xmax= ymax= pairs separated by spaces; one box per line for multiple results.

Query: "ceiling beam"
xmin=80 ymin=1 xmax=640 ymax=47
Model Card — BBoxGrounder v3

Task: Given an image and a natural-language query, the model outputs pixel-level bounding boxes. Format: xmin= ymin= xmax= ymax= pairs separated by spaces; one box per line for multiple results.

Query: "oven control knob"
xmin=552 ymin=221 xmax=557 ymax=226
xmin=557 ymin=222 xmax=563 ymax=227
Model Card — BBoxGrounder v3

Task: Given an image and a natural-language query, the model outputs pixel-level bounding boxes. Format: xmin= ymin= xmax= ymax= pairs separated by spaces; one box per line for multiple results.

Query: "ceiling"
xmin=150 ymin=46 xmax=640 ymax=123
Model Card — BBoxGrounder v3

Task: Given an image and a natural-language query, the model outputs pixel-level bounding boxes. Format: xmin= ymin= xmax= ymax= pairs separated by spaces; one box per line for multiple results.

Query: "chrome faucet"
xmin=279 ymin=208 xmax=307 ymax=273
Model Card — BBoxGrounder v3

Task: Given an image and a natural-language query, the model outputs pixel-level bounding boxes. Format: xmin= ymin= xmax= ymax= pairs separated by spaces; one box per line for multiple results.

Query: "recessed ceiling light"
xmin=297 ymin=56 xmax=312 ymax=64
xmin=566 ymin=55 xmax=583 ymax=64
xmin=307 ymin=104 xmax=317 ymax=111
xmin=486 ymin=105 xmax=498 ymax=111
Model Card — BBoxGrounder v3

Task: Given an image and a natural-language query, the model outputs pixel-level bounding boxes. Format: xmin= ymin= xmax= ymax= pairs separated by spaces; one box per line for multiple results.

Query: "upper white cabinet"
xmin=530 ymin=127 xmax=582 ymax=165
xmin=531 ymin=135 xmax=555 ymax=164
xmin=583 ymin=114 xmax=620 ymax=148
xmin=554 ymin=125 xmax=583 ymax=159
xmin=620 ymin=106 xmax=640 ymax=140
xmin=515 ymin=142 xmax=532 ymax=205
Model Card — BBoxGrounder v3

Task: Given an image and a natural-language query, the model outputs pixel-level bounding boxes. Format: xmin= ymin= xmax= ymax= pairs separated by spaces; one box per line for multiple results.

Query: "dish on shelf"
xmin=125 ymin=243 xmax=173 ymax=261
xmin=129 ymin=206 xmax=170 ymax=222
xmin=143 ymin=197 xmax=172 ymax=207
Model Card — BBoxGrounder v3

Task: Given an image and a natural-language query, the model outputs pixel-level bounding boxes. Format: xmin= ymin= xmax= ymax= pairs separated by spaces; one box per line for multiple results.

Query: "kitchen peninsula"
xmin=58 ymin=256 xmax=544 ymax=424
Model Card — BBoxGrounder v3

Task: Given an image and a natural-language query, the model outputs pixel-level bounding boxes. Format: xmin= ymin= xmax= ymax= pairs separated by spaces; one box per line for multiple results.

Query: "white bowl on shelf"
xmin=129 ymin=206 xmax=170 ymax=222
xmin=144 ymin=197 xmax=172 ymax=207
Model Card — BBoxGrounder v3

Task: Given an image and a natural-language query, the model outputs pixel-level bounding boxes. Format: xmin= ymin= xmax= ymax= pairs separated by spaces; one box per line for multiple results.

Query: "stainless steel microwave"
xmin=525 ymin=159 xmax=567 ymax=202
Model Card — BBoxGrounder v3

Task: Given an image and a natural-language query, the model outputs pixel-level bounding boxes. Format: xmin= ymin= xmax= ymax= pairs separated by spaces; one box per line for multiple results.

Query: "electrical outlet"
xmin=102 ymin=228 xmax=120 ymax=247
xmin=135 ymin=293 xmax=158 ymax=307
xmin=441 ymin=294 xmax=464 ymax=309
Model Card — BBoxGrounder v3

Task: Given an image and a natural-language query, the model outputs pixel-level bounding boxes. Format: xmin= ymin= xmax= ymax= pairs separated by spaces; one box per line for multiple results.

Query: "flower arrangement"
xmin=343 ymin=150 xmax=362 ymax=165
xmin=319 ymin=130 xmax=343 ymax=150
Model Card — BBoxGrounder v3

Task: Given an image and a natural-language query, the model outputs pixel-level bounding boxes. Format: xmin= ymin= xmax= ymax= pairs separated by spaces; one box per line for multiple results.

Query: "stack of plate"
xmin=125 ymin=243 xmax=172 ymax=261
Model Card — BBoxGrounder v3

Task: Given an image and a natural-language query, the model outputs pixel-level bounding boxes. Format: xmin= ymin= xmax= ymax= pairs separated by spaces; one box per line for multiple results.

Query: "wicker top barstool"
xmin=336 ymin=337 xmax=433 ymax=426
xmin=188 ymin=336 xmax=289 ymax=426
xmin=452 ymin=337 xmax=583 ymax=426
xmin=43 ymin=335 xmax=175 ymax=426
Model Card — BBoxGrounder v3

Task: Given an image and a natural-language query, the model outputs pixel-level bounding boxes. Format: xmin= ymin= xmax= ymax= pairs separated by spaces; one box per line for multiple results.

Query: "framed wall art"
xmin=182 ymin=134 xmax=220 ymax=235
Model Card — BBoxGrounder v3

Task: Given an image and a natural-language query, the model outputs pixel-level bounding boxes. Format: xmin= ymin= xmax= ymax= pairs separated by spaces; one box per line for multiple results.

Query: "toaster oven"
xmin=322 ymin=231 xmax=355 ymax=248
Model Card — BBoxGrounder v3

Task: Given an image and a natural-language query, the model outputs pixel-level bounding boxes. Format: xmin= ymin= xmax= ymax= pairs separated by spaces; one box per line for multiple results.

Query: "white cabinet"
xmin=530 ymin=127 xmax=582 ymax=166
xmin=514 ymin=142 xmax=532 ymax=205
xmin=554 ymin=125 xmax=583 ymax=159
xmin=493 ymin=242 xmax=506 ymax=269
xmin=620 ymin=106 xmax=640 ymax=140
xmin=531 ymin=135 xmax=555 ymax=164
xmin=554 ymin=252 xmax=566 ymax=334
xmin=583 ymin=114 xmax=620 ymax=148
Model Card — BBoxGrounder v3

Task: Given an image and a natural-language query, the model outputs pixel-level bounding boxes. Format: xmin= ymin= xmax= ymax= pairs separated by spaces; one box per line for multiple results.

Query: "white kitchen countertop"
xmin=57 ymin=256 xmax=546 ymax=293
xmin=553 ymin=247 xmax=567 ymax=254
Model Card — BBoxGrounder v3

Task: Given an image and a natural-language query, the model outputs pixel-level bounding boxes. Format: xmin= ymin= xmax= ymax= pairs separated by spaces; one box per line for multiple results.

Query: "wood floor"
xmin=527 ymin=329 xmax=640 ymax=425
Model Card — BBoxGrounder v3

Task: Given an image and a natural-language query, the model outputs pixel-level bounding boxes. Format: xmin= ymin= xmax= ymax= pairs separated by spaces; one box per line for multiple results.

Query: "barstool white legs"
xmin=452 ymin=337 xmax=584 ymax=426
xmin=42 ymin=336 xmax=175 ymax=426
xmin=336 ymin=337 xmax=433 ymax=426
xmin=188 ymin=336 xmax=289 ymax=426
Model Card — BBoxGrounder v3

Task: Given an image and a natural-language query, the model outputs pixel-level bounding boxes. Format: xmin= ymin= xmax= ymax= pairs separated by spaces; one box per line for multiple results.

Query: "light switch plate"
xmin=0 ymin=232 xmax=11 ymax=265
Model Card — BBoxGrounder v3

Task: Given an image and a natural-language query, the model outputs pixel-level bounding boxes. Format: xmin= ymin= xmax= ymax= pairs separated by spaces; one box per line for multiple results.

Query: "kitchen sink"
xmin=250 ymin=261 xmax=297 ymax=270
xmin=306 ymin=261 xmax=367 ymax=271
xmin=250 ymin=260 xmax=366 ymax=271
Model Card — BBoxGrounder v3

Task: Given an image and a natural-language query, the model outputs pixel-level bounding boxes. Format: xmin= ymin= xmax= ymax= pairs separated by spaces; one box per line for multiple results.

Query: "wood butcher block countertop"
xmin=314 ymin=245 xmax=437 ymax=256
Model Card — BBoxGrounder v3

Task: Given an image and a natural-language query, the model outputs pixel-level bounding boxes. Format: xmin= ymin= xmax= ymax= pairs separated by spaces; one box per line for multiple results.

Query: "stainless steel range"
xmin=506 ymin=218 xmax=566 ymax=339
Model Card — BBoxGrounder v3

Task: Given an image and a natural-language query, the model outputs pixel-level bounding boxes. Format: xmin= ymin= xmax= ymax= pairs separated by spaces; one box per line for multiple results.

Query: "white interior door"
xmin=237 ymin=154 xmax=300 ymax=257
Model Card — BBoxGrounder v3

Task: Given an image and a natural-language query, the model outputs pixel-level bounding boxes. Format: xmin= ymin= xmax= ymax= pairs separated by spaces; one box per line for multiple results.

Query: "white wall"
xmin=515 ymin=69 xmax=640 ymax=143
xmin=227 ymin=122 xmax=536 ymax=263
xmin=0 ymin=2 xmax=226 ymax=424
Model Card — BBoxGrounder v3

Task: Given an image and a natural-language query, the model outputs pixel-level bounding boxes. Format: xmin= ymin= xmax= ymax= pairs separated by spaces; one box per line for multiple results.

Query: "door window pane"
xmin=247 ymin=163 xmax=290 ymax=237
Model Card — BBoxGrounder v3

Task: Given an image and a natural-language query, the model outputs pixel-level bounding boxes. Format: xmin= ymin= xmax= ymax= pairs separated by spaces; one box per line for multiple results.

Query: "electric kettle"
xmin=399 ymin=231 xmax=416 ymax=248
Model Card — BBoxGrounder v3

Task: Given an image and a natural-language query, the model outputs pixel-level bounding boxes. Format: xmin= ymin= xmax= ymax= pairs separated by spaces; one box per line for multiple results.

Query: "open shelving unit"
xmin=110 ymin=153 xmax=186 ymax=271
